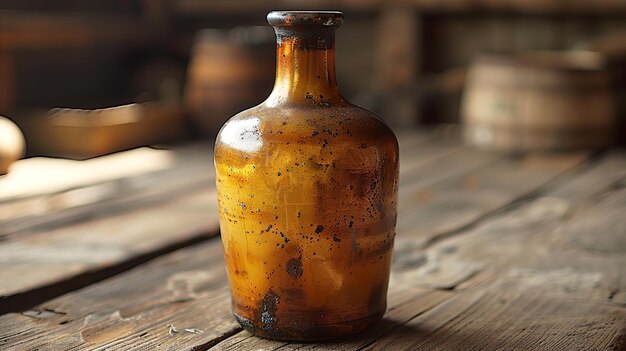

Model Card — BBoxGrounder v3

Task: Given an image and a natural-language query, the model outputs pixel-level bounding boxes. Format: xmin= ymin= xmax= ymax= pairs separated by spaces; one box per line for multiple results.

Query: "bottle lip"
xmin=267 ymin=11 xmax=343 ymax=28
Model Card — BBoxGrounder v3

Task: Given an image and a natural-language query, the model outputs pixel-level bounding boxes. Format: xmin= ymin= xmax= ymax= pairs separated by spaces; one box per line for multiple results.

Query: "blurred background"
xmin=0 ymin=0 xmax=625 ymax=164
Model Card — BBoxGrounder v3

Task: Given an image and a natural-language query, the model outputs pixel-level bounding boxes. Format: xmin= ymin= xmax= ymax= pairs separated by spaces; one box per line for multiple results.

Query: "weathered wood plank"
xmin=396 ymin=129 xmax=468 ymax=181
xmin=398 ymin=139 xmax=464 ymax=181
xmin=1 ymin=136 xmax=622 ymax=351
xmin=366 ymin=152 xmax=626 ymax=351
xmin=397 ymin=152 xmax=590 ymax=247
xmin=0 ymin=239 xmax=239 ymax=351
xmin=15 ymin=157 xmax=621 ymax=350
xmin=394 ymin=195 xmax=626 ymax=295
xmin=0 ymin=146 xmax=178 ymax=201
xmin=0 ymin=236 xmax=454 ymax=351
xmin=0 ymin=189 xmax=218 ymax=314
xmin=0 ymin=131 xmax=457 ymax=312
xmin=214 ymin=154 xmax=626 ymax=351
xmin=393 ymin=151 xmax=626 ymax=294
xmin=360 ymin=289 xmax=626 ymax=351
xmin=549 ymin=150 xmax=626 ymax=202
xmin=0 ymin=130 xmax=440 ymax=238
xmin=552 ymin=188 xmax=626 ymax=256
xmin=396 ymin=129 xmax=433 ymax=154
xmin=398 ymin=146 xmax=503 ymax=202
xmin=0 ymin=143 xmax=214 ymax=238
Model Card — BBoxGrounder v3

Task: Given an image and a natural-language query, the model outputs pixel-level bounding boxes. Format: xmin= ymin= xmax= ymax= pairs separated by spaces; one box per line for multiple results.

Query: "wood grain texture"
xmin=398 ymin=145 xmax=502 ymax=203
xmin=397 ymin=152 xmax=589 ymax=247
xmin=0 ymin=236 xmax=453 ymax=351
xmin=360 ymin=289 xmax=626 ymax=351
xmin=0 ymin=133 xmax=435 ymax=239
xmin=218 ymin=149 xmax=626 ymax=351
xmin=549 ymin=150 xmax=626 ymax=201
xmin=398 ymin=138 xmax=464 ymax=182
xmin=0 ymin=189 xmax=218 ymax=313
xmin=393 ymin=151 xmax=626 ymax=294
xmin=377 ymin=156 xmax=626 ymax=350
xmin=6 ymin=155 xmax=624 ymax=349
xmin=0 ymin=131 xmax=457 ymax=312
xmin=0 ymin=134 xmax=623 ymax=350
xmin=394 ymin=194 xmax=626 ymax=295
xmin=0 ymin=143 xmax=214 ymax=238
xmin=0 ymin=239 xmax=239 ymax=351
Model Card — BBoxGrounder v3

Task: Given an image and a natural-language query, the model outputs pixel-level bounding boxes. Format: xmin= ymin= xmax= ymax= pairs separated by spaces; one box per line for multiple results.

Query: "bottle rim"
xmin=267 ymin=11 xmax=344 ymax=28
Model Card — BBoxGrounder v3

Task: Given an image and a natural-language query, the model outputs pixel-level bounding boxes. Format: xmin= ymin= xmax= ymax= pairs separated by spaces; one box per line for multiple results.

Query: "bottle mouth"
xmin=267 ymin=11 xmax=343 ymax=28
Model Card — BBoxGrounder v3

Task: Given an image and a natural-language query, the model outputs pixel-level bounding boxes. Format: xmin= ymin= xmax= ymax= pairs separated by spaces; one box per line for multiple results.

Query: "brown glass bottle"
xmin=215 ymin=11 xmax=399 ymax=341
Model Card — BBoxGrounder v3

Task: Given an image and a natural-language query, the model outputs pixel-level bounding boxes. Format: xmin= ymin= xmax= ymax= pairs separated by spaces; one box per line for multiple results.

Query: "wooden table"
xmin=1 ymin=129 xmax=624 ymax=350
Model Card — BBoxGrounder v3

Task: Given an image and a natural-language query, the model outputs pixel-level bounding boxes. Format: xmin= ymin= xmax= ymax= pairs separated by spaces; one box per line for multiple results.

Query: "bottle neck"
xmin=266 ymin=28 xmax=342 ymax=106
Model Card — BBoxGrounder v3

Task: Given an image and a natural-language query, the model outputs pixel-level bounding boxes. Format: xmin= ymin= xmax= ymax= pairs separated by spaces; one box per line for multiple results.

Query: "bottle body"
xmin=214 ymin=11 xmax=399 ymax=341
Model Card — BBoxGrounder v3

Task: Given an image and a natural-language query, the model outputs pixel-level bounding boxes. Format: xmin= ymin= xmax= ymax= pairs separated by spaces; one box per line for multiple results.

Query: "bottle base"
xmin=233 ymin=310 xmax=385 ymax=342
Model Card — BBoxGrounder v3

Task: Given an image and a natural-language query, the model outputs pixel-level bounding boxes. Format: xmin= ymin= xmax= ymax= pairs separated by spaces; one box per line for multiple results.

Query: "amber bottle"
xmin=215 ymin=11 xmax=399 ymax=341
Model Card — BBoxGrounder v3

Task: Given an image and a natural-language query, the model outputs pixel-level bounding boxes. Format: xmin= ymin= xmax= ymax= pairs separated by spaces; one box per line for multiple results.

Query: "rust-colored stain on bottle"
xmin=214 ymin=11 xmax=399 ymax=341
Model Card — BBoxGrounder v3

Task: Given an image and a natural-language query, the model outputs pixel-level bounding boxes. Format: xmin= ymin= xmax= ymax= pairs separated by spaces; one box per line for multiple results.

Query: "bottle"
xmin=215 ymin=11 xmax=399 ymax=341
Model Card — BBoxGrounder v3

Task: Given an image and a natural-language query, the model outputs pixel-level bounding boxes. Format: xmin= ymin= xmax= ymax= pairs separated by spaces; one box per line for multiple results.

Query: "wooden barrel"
xmin=184 ymin=27 xmax=275 ymax=136
xmin=461 ymin=51 xmax=617 ymax=151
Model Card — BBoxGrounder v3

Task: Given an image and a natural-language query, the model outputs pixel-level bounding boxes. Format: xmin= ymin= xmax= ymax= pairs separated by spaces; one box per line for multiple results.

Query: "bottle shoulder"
xmin=216 ymin=102 xmax=398 ymax=153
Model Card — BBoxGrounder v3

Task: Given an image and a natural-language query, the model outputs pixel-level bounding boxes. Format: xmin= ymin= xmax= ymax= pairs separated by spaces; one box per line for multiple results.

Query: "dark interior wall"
xmin=333 ymin=14 xmax=379 ymax=100
xmin=422 ymin=14 xmax=626 ymax=73
xmin=0 ymin=0 xmax=142 ymax=13
xmin=2 ymin=2 xmax=626 ymax=124
xmin=14 ymin=46 xmax=132 ymax=109
xmin=173 ymin=11 xmax=378 ymax=100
